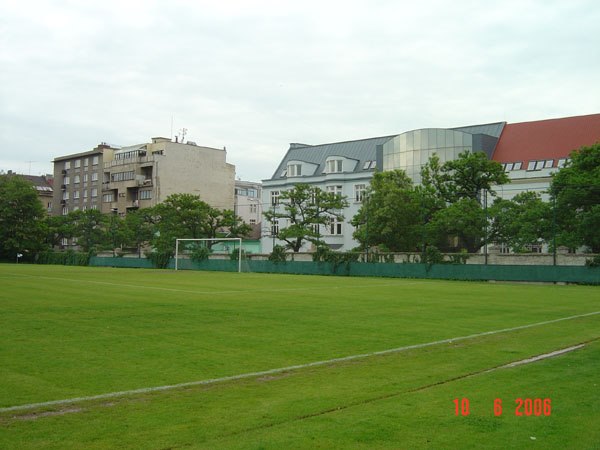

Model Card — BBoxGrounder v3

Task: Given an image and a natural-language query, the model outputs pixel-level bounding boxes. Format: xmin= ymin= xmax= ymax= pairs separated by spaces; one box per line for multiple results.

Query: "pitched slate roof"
xmin=492 ymin=113 xmax=600 ymax=163
xmin=267 ymin=135 xmax=396 ymax=180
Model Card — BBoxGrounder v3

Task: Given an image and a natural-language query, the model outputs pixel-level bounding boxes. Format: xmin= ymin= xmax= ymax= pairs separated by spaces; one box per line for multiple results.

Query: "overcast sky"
xmin=1 ymin=0 xmax=599 ymax=181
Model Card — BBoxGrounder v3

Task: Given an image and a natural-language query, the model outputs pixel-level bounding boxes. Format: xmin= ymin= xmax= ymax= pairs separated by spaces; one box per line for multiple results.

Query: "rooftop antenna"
xmin=178 ymin=128 xmax=187 ymax=143
xmin=27 ymin=161 xmax=37 ymax=175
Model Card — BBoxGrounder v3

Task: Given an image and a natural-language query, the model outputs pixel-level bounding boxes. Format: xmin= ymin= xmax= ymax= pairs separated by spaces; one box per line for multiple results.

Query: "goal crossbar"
xmin=175 ymin=238 xmax=242 ymax=272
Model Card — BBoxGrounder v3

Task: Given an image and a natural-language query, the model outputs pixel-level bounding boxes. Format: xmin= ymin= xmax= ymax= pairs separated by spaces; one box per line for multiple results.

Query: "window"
xmin=505 ymin=163 xmax=514 ymax=172
xmin=73 ymin=175 xmax=80 ymax=184
xmin=534 ymin=160 xmax=545 ymax=170
xmin=326 ymin=185 xmax=343 ymax=197
xmin=354 ymin=184 xmax=367 ymax=202
xmin=92 ymin=156 xmax=99 ymax=165
xmin=83 ymin=190 xmax=88 ymax=199
xmin=249 ymin=204 xmax=258 ymax=214
xmin=363 ymin=160 xmax=372 ymax=170
xmin=64 ymin=176 xmax=70 ymax=185
xmin=271 ymin=219 xmax=279 ymax=235
xmin=249 ymin=219 xmax=256 ymax=225
xmin=84 ymin=158 xmax=89 ymax=167
xmin=73 ymin=190 xmax=80 ymax=200
xmin=62 ymin=207 xmax=69 ymax=216
xmin=103 ymin=193 xmax=114 ymax=203
xmin=139 ymin=190 xmax=152 ymax=200
xmin=91 ymin=172 xmax=99 ymax=182
xmin=287 ymin=164 xmax=302 ymax=177
xmin=110 ymin=171 xmax=134 ymax=182
xmin=370 ymin=161 xmax=377 ymax=169
xmin=62 ymin=191 xmax=69 ymax=200
xmin=514 ymin=162 xmax=522 ymax=170
xmin=74 ymin=159 xmax=81 ymax=168
xmin=271 ymin=190 xmax=280 ymax=206
xmin=326 ymin=159 xmax=343 ymax=173
xmin=83 ymin=173 xmax=88 ymax=183
xmin=557 ymin=158 xmax=568 ymax=168
xmin=64 ymin=161 xmax=71 ymax=170
xmin=527 ymin=161 xmax=536 ymax=171
xmin=544 ymin=159 xmax=554 ymax=168
xmin=328 ymin=217 xmax=342 ymax=235
xmin=91 ymin=188 xmax=98 ymax=198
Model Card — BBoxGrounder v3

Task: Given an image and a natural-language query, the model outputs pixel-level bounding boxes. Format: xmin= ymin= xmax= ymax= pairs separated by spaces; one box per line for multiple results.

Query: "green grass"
xmin=0 ymin=264 xmax=599 ymax=449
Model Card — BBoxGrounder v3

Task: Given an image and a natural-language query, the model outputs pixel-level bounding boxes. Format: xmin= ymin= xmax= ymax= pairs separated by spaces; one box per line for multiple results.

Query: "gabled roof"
xmin=267 ymin=135 xmax=396 ymax=180
xmin=492 ymin=113 xmax=600 ymax=163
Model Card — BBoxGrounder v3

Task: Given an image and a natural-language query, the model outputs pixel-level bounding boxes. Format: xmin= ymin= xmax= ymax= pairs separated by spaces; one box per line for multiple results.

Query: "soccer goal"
xmin=174 ymin=238 xmax=243 ymax=272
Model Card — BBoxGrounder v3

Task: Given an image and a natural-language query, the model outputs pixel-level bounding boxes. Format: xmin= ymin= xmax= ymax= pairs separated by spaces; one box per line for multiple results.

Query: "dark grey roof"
xmin=267 ymin=135 xmax=396 ymax=180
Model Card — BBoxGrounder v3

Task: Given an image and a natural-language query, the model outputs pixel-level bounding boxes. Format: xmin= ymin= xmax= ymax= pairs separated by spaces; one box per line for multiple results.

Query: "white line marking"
xmin=2 ymin=310 xmax=598 ymax=414
xmin=4 ymin=273 xmax=416 ymax=296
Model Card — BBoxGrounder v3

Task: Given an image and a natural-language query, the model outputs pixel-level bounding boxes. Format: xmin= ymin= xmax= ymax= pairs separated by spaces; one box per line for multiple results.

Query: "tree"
xmin=124 ymin=209 xmax=155 ymax=258
xmin=70 ymin=209 xmax=106 ymax=253
xmin=263 ymin=184 xmax=348 ymax=252
xmin=489 ymin=192 xmax=552 ymax=252
xmin=105 ymin=213 xmax=129 ymax=256
xmin=427 ymin=198 xmax=487 ymax=252
xmin=419 ymin=151 xmax=509 ymax=253
xmin=549 ymin=143 xmax=600 ymax=252
xmin=0 ymin=175 xmax=47 ymax=260
xmin=202 ymin=208 xmax=252 ymax=245
xmin=422 ymin=152 xmax=509 ymax=203
xmin=351 ymin=170 xmax=425 ymax=252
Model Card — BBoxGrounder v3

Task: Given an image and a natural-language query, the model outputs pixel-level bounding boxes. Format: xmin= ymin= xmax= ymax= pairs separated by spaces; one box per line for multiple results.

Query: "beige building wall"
xmin=101 ymin=137 xmax=235 ymax=215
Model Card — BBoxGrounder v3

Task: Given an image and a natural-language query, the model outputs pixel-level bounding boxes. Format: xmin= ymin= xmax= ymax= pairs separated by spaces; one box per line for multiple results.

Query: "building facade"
xmin=261 ymin=136 xmax=394 ymax=253
xmin=101 ymin=138 xmax=235 ymax=215
xmin=262 ymin=114 xmax=600 ymax=253
xmin=52 ymin=144 xmax=114 ymax=216
xmin=53 ymin=138 xmax=236 ymax=217
xmin=234 ymin=180 xmax=262 ymax=239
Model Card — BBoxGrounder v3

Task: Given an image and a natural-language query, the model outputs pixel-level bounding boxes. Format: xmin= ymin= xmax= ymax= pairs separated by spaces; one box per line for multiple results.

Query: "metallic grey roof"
xmin=451 ymin=122 xmax=506 ymax=138
xmin=268 ymin=135 xmax=396 ymax=180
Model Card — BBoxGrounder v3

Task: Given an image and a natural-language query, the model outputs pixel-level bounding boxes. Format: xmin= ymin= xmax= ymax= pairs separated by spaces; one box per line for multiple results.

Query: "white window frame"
xmin=326 ymin=159 xmax=343 ymax=173
xmin=326 ymin=185 xmax=343 ymax=197
xmin=354 ymin=184 xmax=367 ymax=202
xmin=287 ymin=163 xmax=302 ymax=177
xmin=328 ymin=216 xmax=342 ymax=235
xmin=271 ymin=190 xmax=280 ymax=206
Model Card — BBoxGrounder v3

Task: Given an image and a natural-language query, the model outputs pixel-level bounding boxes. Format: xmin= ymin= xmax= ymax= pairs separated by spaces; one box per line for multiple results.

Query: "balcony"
xmin=104 ymin=154 xmax=157 ymax=169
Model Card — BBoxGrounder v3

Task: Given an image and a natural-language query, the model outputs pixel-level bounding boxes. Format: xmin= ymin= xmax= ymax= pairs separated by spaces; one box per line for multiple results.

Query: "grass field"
xmin=0 ymin=264 xmax=599 ymax=449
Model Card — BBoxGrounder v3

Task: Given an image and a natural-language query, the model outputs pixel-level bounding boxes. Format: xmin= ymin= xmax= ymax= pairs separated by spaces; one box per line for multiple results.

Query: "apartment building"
xmin=4 ymin=170 xmax=54 ymax=214
xmin=52 ymin=137 xmax=235 ymax=217
xmin=101 ymin=137 xmax=235 ymax=215
xmin=52 ymin=143 xmax=115 ymax=216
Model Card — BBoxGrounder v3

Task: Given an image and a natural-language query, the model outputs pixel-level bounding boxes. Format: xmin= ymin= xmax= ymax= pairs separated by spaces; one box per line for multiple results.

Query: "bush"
xmin=146 ymin=250 xmax=172 ymax=269
xmin=423 ymin=246 xmax=444 ymax=265
xmin=230 ymin=249 xmax=247 ymax=261
xmin=190 ymin=246 xmax=211 ymax=262
xmin=35 ymin=250 xmax=91 ymax=266
xmin=585 ymin=255 xmax=600 ymax=267
xmin=448 ymin=249 xmax=470 ymax=265
xmin=268 ymin=245 xmax=287 ymax=263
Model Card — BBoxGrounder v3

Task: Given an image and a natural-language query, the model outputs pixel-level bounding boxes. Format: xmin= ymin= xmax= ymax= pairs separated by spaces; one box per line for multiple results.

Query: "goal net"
xmin=174 ymin=238 xmax=243 ymax=272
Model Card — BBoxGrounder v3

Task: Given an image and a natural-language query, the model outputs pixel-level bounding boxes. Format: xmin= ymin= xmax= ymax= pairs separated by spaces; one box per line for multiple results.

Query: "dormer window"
xmin=287 ymin=164 xmax=302 ymax=177
xmin=326 ymin=159 xmax=343 ymax=173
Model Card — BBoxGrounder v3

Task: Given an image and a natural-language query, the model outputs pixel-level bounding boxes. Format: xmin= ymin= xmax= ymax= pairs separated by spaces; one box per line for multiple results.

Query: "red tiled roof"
xmin=492 ymin=113 xmax=600 ymax=164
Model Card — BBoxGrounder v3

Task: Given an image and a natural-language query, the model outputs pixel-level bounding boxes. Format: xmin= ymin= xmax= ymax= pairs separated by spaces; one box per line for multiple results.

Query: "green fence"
xmin=88 ymin=257 xmax=600 ymax=284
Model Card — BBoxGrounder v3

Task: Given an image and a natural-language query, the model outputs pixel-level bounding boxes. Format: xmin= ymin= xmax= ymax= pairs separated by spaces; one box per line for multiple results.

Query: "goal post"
xmin=175 ymin=238 xmax=243 ymax=272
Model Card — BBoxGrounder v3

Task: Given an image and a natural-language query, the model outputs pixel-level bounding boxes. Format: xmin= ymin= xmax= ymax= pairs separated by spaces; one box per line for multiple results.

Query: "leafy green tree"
xmin=124 ymin=209 xmax=155 ymax=258
xmin=422 ymin=152 xmax=509 ymax=203
xmin=0 ymin=175 xmax=47 ymax=260
xmin=43 ymin=214 xmax=76 ymax=249
xmin=264 ymin=184 xmax=348 ymax=252
xmin=202 ymin=208 xmax=252 ymax=245
xmin=351 ymin=170 xmax=425 ymax=252
xmin=427 ymin=198 xmax=487 ymax=252
xmin=550 ymin=143 xmax=600 ymax=252
xmin=105 ymin=213 xmax=129 ymax=256
xmin=489 ymin=192 xmax=552 ymax=252
xmin=70 ymin=209 xmax=106 ymax=253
